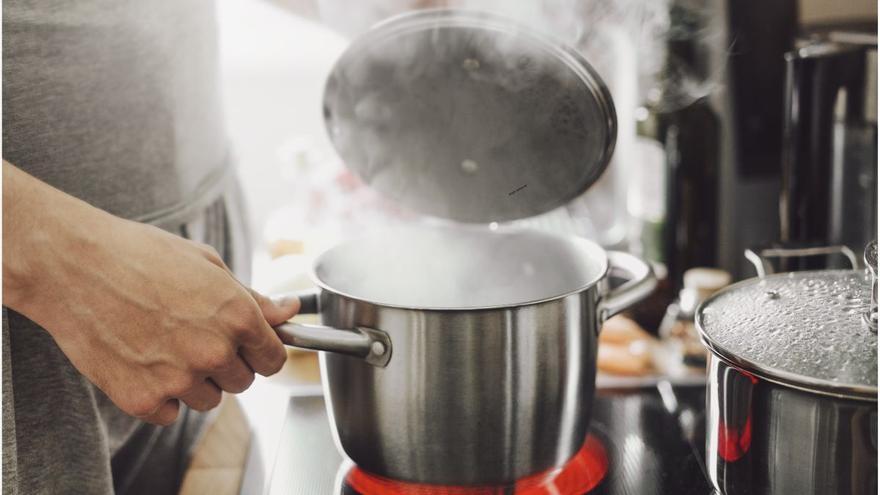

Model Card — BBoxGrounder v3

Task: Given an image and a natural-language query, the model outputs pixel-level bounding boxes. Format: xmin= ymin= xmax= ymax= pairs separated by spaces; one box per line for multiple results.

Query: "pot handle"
xmin=863 ymin=241 xmax=877 ymax=332
xmin=744 ymin=244 xmax=858 ymax=277
xmin=294 ymin=287 xmax=321 ymax=314
xmin=596 ymin=251 xmax=657 ymax=325
xmin=273 ymin=289 xmax=392 ymax=367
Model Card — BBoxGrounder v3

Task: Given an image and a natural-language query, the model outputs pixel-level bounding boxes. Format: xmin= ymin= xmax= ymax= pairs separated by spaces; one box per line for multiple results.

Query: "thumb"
xmin=247 ymin=288 xmax=301 ymax=326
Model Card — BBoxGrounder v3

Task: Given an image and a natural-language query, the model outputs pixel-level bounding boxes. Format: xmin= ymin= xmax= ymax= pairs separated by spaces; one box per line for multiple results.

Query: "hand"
xmin=3 ymin=163 xmax=297 ymax=425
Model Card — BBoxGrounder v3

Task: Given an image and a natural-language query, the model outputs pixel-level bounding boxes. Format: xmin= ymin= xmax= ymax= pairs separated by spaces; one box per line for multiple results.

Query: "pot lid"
xmin=697 ymin=267 xmax=878 ymax=401
xmin=322 ymin=9 xmax=616 ymax=223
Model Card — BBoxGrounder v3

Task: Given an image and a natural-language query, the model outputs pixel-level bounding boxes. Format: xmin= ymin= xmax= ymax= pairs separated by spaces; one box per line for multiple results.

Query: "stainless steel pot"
xmin=273 ymin=225 xmax=656 ymax=485
xmin=697 ymin=244 xmax=878 ymax=495
xmin=269 ymin=8 xmax=648 ymax=486
xmin=705 ymin=356 xmax=876 ymax=495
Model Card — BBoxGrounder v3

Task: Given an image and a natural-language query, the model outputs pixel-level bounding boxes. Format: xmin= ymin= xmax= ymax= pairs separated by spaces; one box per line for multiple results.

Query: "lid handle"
xmin=744 ymin=244 xmax=859 ymax=277
xmin=864 ymin=241 xmax=877 ymax=332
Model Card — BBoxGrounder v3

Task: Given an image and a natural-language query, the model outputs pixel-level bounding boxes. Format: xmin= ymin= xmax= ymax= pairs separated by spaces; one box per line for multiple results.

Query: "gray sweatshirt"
xmin=3 ymin=1 xmax=240 ymax=493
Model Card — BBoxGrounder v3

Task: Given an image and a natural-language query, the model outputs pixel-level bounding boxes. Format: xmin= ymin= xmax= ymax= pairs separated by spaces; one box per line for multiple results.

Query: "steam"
xmin=314 ymin=224 xmax=605 ymax=308
xmin=307 ymin=2 xmax=729 ymax=302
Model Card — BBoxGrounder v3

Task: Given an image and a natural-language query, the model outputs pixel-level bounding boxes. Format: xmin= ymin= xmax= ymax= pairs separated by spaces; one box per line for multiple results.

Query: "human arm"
xmin=2 ymin=161 xmax=296 ymax=425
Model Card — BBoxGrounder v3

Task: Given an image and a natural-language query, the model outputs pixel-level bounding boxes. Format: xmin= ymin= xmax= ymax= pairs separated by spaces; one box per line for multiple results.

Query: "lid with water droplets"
xmin=697 ymin=269 xmax=877 ymax=401
xmin=322 ymin=9 xmax=616 ymax=223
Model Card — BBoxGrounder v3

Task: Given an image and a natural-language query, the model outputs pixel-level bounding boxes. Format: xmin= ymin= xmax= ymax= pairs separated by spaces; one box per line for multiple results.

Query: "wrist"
xmin=2 ymin=163 xmax=115 ymax=312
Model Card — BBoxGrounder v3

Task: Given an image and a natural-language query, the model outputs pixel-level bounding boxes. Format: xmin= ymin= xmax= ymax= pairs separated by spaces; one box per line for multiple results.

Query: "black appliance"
xmin=779 ymin=33 xmax=878 ymax=270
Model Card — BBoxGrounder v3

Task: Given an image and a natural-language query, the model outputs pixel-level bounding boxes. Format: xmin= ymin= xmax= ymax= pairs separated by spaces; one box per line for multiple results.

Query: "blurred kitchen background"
xmin=218 ymin=0 xmax=877 ymax=300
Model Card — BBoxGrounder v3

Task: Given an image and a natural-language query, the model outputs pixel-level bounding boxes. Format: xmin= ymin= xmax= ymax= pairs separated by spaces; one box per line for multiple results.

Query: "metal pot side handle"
xmin=596 ymin=251 xmax=657 ymax=325
xmin=294 ymin=287 xmax=322 ymax=314
xmin=273 ymin=288 xmax=392 ymax=368
xmin=744 ymin=244 xmax=859 ymax=277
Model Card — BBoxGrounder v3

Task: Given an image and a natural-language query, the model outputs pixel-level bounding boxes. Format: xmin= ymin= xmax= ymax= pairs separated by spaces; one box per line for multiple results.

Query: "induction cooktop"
xmin=255 ymin=384 xmax=713 ymax=495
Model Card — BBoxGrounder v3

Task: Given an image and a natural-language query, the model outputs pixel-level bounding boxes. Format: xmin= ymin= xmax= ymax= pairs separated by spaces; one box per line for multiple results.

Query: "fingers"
xmin=211 ymin=355 xmax=255 ymax=393
xmin=247 ymin=288 xmax=300 ymax=326
xmin=239 ymin=323 xmax=287 ymax=377
xmin=179 ymin=380 xmax=223 ymax=412
xmin=191 ymin=248 xmax=293 ymax=378
xmin=226 ymin=288 xmax=292 ymax=377
xmin=211 ymin=261 xmax=295 ymax=377
xmin=142 ymin=399 xmax=180 ymax=426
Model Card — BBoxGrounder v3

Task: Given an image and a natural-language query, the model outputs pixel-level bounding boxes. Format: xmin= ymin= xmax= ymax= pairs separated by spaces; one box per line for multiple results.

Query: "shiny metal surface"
xmin=865 ymin=241 xmax=878 ymax=331
xmin=743 ymin=244 xmax=859 ymax=276
xmin=272 ymin=229 xmax=655 ymax=485
xmin=705 ymin=356 xmax=878 ymax=495
xmin=277 ymin=288 xmax=392 ymax=367
xmin=276 ymin=322 xmax=392 ymax=368
xmin=697 ymin=270 xmax=877 ymax=401
xmin=318 ymin=289 xmax=598 ymax=485
xmin=597 ymin=250 xmax=658 ymax=324
xmin=323 ymin=9 xmax=617 ymax=223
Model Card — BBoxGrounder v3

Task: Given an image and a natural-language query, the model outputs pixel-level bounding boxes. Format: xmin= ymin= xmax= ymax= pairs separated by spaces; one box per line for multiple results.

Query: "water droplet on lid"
xmin=461 ymin=159 xmax=479 ymax=174
xmin=462 ymin=58 xmax=481 ymax=71
xmin=700 ymin=270 xmax=875 ymax=389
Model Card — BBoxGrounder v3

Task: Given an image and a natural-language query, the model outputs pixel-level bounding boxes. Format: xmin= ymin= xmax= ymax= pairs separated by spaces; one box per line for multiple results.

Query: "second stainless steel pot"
xmin=698 ymin=245 xmax=878 ymax=495
xmin=705 ymin=356 xmax=877 ymax=495
xmin=273 ymin=225 xmax=655 ymax=486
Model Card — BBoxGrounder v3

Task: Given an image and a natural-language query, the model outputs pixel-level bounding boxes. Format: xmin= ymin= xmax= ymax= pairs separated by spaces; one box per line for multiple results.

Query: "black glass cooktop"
xmin=263 ymin=384 xmax=713 ymax=495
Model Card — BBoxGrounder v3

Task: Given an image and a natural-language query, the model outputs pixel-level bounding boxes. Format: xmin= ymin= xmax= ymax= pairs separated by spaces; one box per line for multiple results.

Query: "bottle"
xmin=659 ymin=267 xmax=731 ymax=370
xmin=658 ymin=100 xmax=721 ymax=292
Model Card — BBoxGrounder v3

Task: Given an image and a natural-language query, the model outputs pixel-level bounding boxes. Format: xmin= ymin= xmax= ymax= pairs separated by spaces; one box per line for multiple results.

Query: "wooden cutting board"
xmin=178 ymin=395 xmax=250 ymax=495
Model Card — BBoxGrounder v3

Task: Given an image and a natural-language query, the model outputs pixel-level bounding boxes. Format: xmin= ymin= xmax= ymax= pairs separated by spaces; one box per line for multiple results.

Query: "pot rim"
xmin=696 ymin=273 xmax=878 ymax=402
xmin=306 ymin=227 xmax=610 ymax=312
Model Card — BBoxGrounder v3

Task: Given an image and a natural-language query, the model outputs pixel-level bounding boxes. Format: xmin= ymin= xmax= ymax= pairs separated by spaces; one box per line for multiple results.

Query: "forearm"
xmin=2 ymin=161 xmax=293 ymax=424
xmin=2 ymin=161 xmax=107 ymax=312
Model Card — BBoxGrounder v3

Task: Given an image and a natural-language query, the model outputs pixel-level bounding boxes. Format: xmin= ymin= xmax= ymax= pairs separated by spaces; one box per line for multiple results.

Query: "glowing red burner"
xmin=345 ymin=434 xmax=609 ymax=495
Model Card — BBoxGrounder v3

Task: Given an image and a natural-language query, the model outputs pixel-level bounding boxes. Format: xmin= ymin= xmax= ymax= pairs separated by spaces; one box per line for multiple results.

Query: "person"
xmin=2 ymin=1 xmax=299 ymax=493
